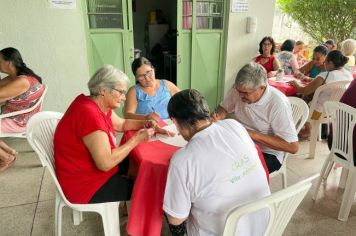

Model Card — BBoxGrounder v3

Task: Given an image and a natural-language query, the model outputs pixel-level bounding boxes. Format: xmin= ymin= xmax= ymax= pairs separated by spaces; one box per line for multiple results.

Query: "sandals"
xmin=0 ymin=155 xmax=17 ymax=172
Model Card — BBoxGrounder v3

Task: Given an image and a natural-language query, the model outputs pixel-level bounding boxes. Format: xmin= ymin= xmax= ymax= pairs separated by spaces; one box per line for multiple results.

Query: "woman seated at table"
xmin=54 ymin=65 xmax=171 ymax=204
xmin=124 ymin=57 xmax=180 ymax=122
xmin=0 ymin=47 xmax=45 ymax=133
xmin=277 ymin=39 xmax=299 ymax=75
xmin=295 ymin=45 xmax=328 ymax=81
xmin=289 ymin=50 xmax=353 ymax=138
xmin=254 ymin=36 xmax=280 ymax=78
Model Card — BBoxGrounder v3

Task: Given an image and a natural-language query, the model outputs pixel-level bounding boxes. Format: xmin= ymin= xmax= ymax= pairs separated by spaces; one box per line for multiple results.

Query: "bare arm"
xmin=82 ymin=128 xmax=154 ymax=171
xmin=211 ymin=105 xmax=228 ymax=121
xmin=247 ymin=130 xmax=299 ymax=154
xmin=297 ymin=61 xmax=313 ymax=76
xmin=124 ymin=86 xmax=161 ymax=122
xmin=166 ymin=214 xmax=187 ymax=226
xmin=289 ymin=76 xmax=324 ymax=96
xmin=111 ymin=111 xmax=155 ymax=131
xmin=273 ymin=57 xmax=281 ymax=71
xmin=0 ymin=77 xmax=30 ymax=103
xmin=111 ymin=112 xmax=174 ymax=136
xmin=165 ymin=80 xmax=180 ymax=96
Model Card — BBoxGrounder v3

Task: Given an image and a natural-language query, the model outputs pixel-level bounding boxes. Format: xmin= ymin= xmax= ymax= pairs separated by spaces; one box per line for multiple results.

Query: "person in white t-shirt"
xmin=213 ymin=62 xmax=298 ymax=173
xmin=289 ymin=50 xmax=353 ymax=137
xmin=163 ymin=89 xmax=270 ymax=236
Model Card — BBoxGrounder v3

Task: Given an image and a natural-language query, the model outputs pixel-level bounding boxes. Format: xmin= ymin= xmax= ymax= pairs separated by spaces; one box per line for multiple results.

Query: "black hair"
xmin=131 ymin=57 xmax=152 ymax=76
xmin=258 ymin=36 xmax=276 ymax=55
xmin=324 ymin=39 xmax=336 ymax=46
xmin=326 ymin=50 xmax=349 ymax=68
xmin=313 ymin=45 xmax=329 ymax=56
xmin=280 ymin=39 xmax=296 ymax=52
xmin=0 ymin=47 xmax=42 ymax=83
xmin=168 ymin=89 xmax=210 ymax=127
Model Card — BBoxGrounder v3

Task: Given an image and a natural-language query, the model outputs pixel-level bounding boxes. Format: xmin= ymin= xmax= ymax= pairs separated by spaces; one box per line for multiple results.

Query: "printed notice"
xmin=49 ymin=0 xmax=76 ymax=9
xmin=231 ymin=0 xmax=249 ymax=13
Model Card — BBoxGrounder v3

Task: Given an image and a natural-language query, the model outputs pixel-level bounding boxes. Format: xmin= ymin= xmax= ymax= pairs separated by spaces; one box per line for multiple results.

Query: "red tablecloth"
xmin=268 ymin=75 xmax=298 ymax=96
xmin=121 ymin=128 xmax=269 ymax=236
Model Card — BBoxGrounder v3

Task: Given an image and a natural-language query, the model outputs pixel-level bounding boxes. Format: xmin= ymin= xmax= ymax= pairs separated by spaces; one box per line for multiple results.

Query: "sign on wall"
xmin=49 ymin=0 xmax=76 ymax=9
xmin=231 ymin=0 xmax=249 ymax=13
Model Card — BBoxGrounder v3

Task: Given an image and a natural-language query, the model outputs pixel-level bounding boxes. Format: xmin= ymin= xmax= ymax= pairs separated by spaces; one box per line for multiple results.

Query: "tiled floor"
xmin=0 ymin=138 xmax=356 ymax=236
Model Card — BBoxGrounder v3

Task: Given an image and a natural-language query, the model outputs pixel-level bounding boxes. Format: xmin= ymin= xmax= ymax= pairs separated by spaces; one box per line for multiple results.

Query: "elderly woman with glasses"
xmin=54 ymin=65 xmax=172 ymax=204
xmin=124 ymin=57 xmax=180 ymax=122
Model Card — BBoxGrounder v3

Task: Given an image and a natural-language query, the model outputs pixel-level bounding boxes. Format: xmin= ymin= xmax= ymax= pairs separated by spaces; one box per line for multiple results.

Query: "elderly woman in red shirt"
xmin=54 ymin=65 xmax=172 ymax=204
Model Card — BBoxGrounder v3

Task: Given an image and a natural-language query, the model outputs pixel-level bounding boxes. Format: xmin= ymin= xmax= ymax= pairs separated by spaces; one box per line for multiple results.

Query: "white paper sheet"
xmin=154 ymin=124 xmax=187 ymax=147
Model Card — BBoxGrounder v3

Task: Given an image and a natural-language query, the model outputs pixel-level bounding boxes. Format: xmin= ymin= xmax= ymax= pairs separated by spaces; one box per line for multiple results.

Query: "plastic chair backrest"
xmin=288 ymin=97 xmax=309 ymax=133
xmin=0 ymin=85 xmax=48 ymax=138
xmin=308 ymin=80 xmax=350 ymax=119
xmin=223 ymin=174 xmax=318 ymax=236
xmin=26 ymin=111 xmax=72 ymax=206
xmin=324 ymin=101 xmax=356 ymax=167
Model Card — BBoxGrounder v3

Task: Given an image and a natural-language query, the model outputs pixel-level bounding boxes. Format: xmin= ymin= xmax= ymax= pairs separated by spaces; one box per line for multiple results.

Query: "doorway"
xmin=82 ymin=0 xmax=228 ymax=108
xmin=132 ymin=0 xmax=178 ymax=84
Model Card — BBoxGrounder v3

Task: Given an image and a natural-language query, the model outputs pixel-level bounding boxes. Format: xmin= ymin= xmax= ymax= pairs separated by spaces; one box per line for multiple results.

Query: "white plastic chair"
xmin=312 ymin=101 xmax=356 ymax=221
xmin=0 ymin=85 xmax=47 ymax=138
xmin=270 ymin=97 xmax=309 ymax=188
xmin=223 ymin=174 xmax=318 ymax=236
xmin=308 ymin=81 xmax=350 ymax=158
xmin=26 ymin=111 xmax=122 ymax=236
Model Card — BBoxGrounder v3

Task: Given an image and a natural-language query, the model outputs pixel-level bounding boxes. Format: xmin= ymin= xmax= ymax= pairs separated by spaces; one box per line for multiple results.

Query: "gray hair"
xmin=88 ymin=64 xmax=130 ymax=96
xmin=234 ymin=62 xmax=267 ymax=90
xmin=341 ymin=38 xmax=356 ymax=56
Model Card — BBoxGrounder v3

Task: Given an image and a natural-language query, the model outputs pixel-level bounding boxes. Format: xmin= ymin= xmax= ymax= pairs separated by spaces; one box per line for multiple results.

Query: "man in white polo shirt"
xmin=163 ymin=89 xmax=270 ymax=236
xmin=214 ymin=62 xmax=299 ymax=173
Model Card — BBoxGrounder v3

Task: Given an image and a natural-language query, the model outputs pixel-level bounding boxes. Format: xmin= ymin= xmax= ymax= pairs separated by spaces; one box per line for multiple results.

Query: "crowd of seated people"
xmin=3 ymin=33 xmax=355 ymax=235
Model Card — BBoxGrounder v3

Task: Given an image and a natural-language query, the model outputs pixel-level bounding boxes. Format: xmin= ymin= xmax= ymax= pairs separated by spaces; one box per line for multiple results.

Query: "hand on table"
xmin=288 ymin=80 xmax=300 ymax=88
xmin=301 ymin=76 xmax=311 ymax=83
xmin=133 ymin=128 xmax=155 ymax=143
xmin=267 ymin=71 xmax=276 ymax=78
xmin=146 ymin=112 xmax=161 ymax=123
xmin=154 ymin=126 xmax=176 ymax=137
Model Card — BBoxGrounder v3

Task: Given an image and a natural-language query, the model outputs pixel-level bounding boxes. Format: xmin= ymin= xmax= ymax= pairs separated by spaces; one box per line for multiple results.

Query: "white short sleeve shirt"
xmin=163 ymin=119 xmax=271 ymax=236
xmin=220 ymin=85 xmax=298 ymax=163
xmin=314 ymin=68 xmax=353 ymax=112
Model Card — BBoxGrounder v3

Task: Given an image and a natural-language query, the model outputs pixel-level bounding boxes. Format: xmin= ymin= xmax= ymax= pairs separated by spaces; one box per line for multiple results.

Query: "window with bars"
xmin=182 ymin=0 xmax=224 ymax=30
xmin=87 ymin=0 xmax=123 ymax=29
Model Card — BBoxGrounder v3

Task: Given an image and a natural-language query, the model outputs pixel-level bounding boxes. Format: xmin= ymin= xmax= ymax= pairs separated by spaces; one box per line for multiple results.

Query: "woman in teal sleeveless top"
xmin=124 ymin=57 xmax=180 ymax=122
xmin=296 ymin=45 xmax=328 ymax=80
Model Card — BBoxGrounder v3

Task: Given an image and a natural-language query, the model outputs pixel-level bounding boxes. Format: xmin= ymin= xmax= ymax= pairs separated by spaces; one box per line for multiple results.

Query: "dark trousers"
xmin=262 ymin=152 xmax=282 ymax=173
xmin=89 ymin=170 xmax=133 ymax=204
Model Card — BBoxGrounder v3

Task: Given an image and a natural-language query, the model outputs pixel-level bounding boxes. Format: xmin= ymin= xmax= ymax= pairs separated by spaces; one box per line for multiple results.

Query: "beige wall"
xmin=0 ymin=0 xmax=89 ymax=112
xmin=224 ymin=0 xmax=276 ymax=94
xmin=0 ymin=0 xmax=276 ymax=111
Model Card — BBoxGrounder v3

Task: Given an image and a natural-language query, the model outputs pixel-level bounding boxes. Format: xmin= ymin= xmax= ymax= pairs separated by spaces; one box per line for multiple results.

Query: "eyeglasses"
xmin=262 ymin=43 xmax=272 ymax=47
xmin=111 ymin=87 xmax=127 ymax=97
xmin=136 ymin=69 xmax=153 ymax=81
